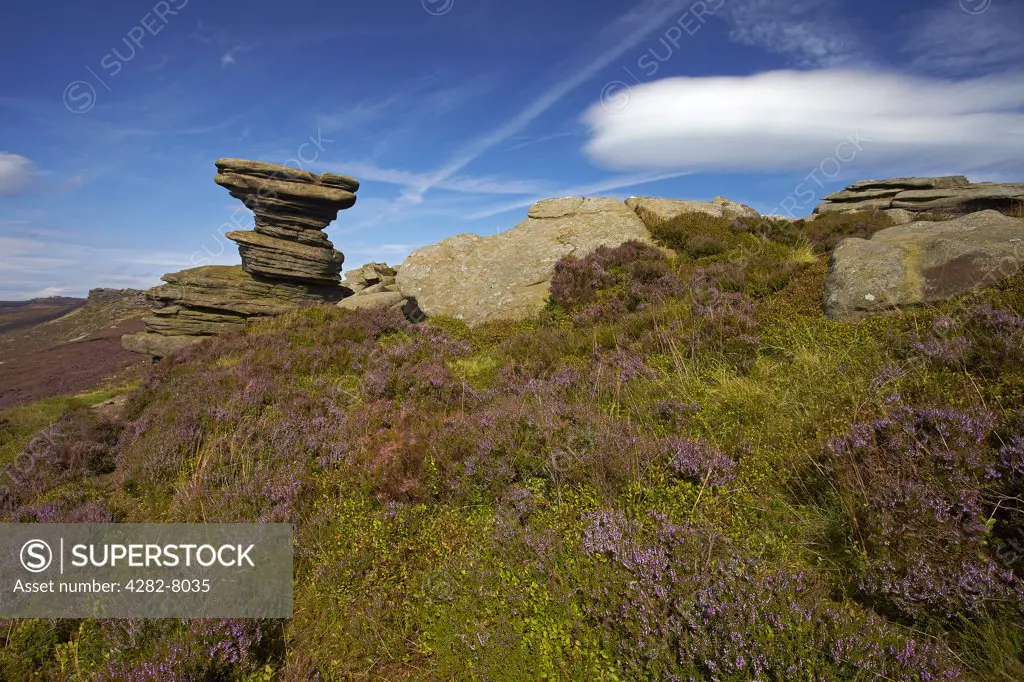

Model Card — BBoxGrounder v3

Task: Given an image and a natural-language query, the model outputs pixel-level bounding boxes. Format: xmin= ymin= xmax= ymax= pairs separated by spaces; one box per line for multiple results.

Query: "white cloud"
xmin=583 ymin=69 xmax=1024 ymax=175
xmin=904 ymin=4 xmax=1024 ymax=74
xmin=220 ymin=52 xmax=236 ymax=67
xmin=719 ymin=0 xmax=865 ymax=68
xmin=0 ymin=152 xmax=37 ymax=196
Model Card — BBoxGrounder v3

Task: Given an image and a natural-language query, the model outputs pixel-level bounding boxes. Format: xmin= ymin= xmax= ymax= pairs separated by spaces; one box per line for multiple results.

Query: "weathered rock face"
xmin=625 ymin=195 xmax=760 ymax=226
xmin=396 ymin=197 xmax=652 ymax=326
xmin=823 ymin=210 xmax=1024 ymax=319
xmin=215 ymin=158 xmax=359 ymax=283
xmin=150 ymin=266 xmax=345 ymax=315
xmin=122 ymin=265 xmax=346 ymax=357
xmin=883 ymin=208 xmax=916 ymax=226
xmin=815 ymin=176 xmax=1024 ymax=216
xmin=122 ymin=332 xmax=202 ymax=359
xmin=227 ymin=230 xmax=344 ymax=285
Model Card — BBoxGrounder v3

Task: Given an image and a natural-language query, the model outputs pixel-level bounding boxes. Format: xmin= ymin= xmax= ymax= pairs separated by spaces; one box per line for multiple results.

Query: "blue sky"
xmin=1 ymin=0 xmax=1022 ymax=299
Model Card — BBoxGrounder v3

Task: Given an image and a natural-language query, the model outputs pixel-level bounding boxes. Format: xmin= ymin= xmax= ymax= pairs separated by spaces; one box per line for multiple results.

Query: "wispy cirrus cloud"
xmin=903 ymin=3 xmax=1024 ymax=75
xmin=719 ymin=0 xmax=866 ymax=67
xmin=323 ymin=160 xmax=554 ymax=196
xmin=396 ymin=0 xmax=707 ymax=205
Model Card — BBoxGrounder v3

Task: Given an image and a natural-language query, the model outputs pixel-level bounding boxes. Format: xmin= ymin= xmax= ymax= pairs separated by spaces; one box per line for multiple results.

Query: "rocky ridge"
xmin=123 ymin=162 xmax=1024 ymax=356
xmin=814 ymin=176 xmax=1024 ymax=216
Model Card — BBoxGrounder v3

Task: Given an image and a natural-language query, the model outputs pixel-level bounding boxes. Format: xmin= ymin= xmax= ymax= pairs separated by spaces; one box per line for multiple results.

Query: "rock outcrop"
xmin=86 ymin=288 xmax=149 ymax=309
xmin=123 ymin=266 xmax=346 ymax=357
xmin=625 ymin=196 xmax=760 ymax=226
xmin=123 ymin=159 xmax=360 ymax=357
xmin=337 ymin=262 xmax=408 ymax=312
xmin=823 ymin=210 xmax=1024 ymax=320
xmin=215 ymin=158 xmax=359 ymax=284
xmin=396 ymin=197 xmax=652 ymax=326
xmin=815 ymin=176 xmax=1024 ymax=216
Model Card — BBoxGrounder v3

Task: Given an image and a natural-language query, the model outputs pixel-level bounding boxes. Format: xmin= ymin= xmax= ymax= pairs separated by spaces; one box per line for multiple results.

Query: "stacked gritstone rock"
xmin=122 ymin=159 xmax=360 ymax=358
xmin=814 ymin=176 xmax=1024 ymax=217
xmin=215 ymin=158 xmax=359 ymax=284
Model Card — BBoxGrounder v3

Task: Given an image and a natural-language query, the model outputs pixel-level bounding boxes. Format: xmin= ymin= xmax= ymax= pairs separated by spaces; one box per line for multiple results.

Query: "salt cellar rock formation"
xmin=123 ymin=159 xmax=361 ymax=358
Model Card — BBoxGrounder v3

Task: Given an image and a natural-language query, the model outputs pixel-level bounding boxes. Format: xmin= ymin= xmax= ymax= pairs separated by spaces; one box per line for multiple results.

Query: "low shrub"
xmin=828 ymin=405 xmax=1024 ymax=622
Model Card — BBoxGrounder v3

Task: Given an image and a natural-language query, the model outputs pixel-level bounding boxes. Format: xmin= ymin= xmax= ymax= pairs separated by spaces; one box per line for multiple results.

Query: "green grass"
xmin=0 ymin=386 xmax=132 ymax=467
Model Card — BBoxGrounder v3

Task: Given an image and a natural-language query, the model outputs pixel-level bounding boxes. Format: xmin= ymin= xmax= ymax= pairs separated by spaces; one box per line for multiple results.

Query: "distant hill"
xmin=0 ymin=289 xmax=150 ymax=409
xmin=0 ymin=296 xmax=86 ymax=334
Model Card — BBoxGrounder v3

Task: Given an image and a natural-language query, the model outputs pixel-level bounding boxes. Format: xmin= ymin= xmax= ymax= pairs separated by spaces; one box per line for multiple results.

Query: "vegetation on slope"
xmin=1 ymin=211 xmax=1023 ymax=680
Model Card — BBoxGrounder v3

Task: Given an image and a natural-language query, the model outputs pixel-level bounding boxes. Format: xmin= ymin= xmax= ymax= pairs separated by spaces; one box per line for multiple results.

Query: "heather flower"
xmin=1002 ymin=436 xmax=1024 ymax=475
xmin=666 ymin=436 xmax=736 ymax=486
xmin=828 ymin=405 xmax=1023 ymax=621
xmin=549 ymin=241 xmax=685 ymax=322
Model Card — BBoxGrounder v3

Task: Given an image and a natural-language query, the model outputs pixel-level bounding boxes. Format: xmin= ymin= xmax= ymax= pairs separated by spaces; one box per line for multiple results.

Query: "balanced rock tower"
xmin=215 ymin=159 xmax=358 ymax=284
xmin=123 ymin=159 xmax=360 ymax=358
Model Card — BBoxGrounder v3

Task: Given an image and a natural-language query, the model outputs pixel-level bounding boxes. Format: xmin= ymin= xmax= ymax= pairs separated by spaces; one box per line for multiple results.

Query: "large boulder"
xmin=396 ymin=197 xmax=652 ymax=326
xmin=337 ymin=291 xmax=406 ymax=311
xmin=121 ymin=332 xmax=204 ymax=358
xmin=625 ymin=195 xmax=760 ymax=226
xmin=823 ymin=210 xmax=1024 ymax=319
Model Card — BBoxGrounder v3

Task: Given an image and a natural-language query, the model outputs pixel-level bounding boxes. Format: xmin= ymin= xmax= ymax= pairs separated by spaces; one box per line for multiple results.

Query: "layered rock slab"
xmin=396 ymin=197 xmax=652 ymax=326
xmin=227 ymin=230 xmax=344 ymax=285
xmin=823 ymin=211 xmax=1024 ymax=319
xmin=815 ymin=176 xmax=1024 ymax=216
xmin=122 ymin=265 xmax=345 ymax=357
